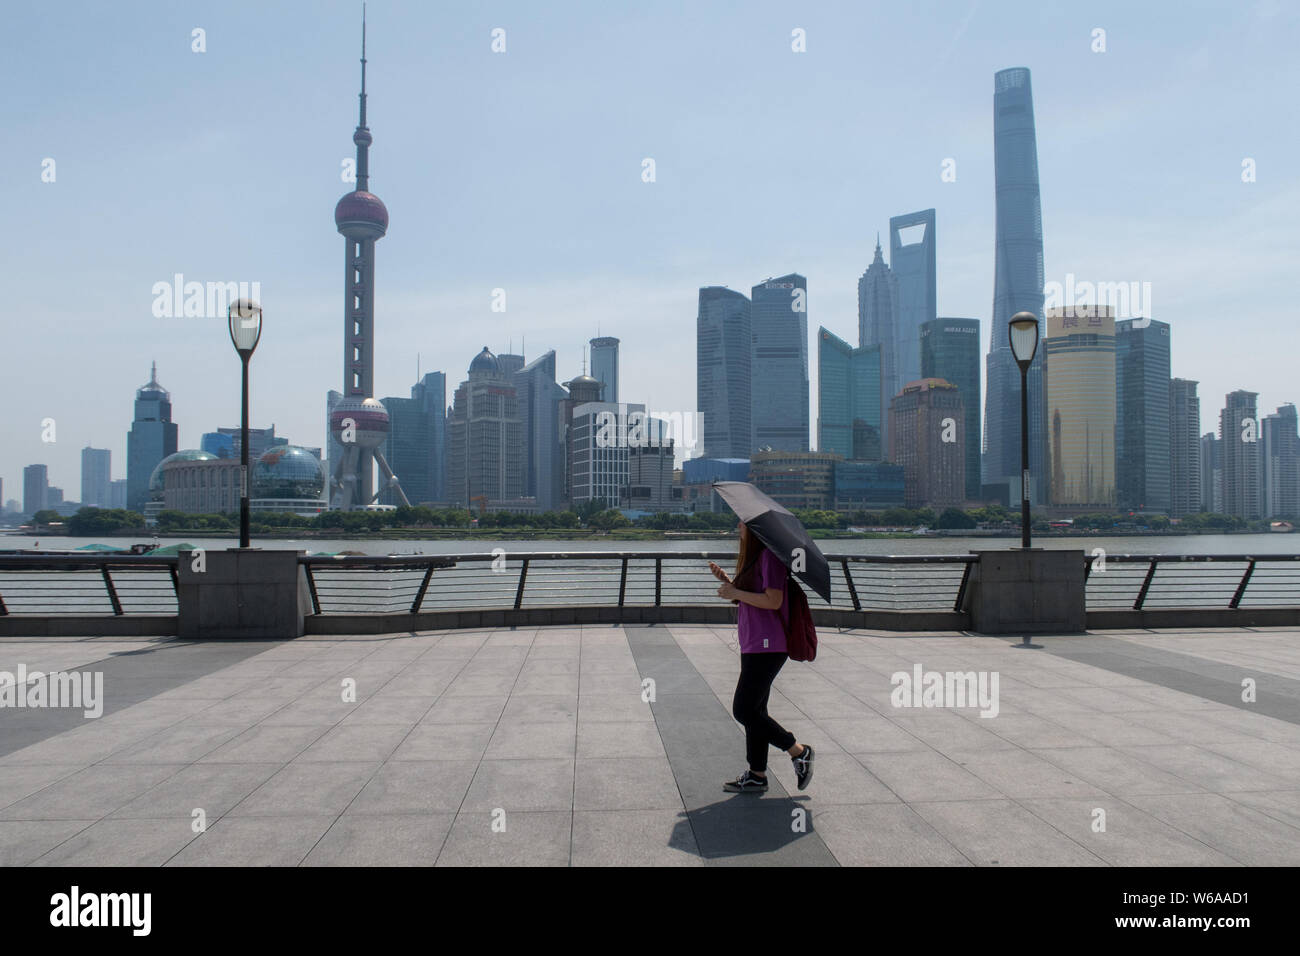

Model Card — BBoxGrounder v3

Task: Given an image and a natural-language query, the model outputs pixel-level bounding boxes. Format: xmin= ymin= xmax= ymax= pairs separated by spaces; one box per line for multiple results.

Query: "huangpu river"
xmin=9 ymin=533 xmax=1298 ymax=557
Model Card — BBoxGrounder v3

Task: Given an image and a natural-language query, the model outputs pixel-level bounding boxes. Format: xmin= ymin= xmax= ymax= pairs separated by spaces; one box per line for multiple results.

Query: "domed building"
xmin=150 ymin=449 xmax=232 ymax=522
xmin=251 ymin=445 xmax=327 ymax=515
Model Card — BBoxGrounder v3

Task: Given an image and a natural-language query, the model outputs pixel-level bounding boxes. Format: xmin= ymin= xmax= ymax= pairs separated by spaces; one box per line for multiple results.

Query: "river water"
xmin=6 ymin=532 xmax=1296 ymax=558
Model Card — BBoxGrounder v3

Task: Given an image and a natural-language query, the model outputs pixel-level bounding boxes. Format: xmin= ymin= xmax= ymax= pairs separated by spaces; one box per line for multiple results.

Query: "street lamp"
xmin=1008 ymin=312 xmax=1039 ymax=549
xmin=228 ymin=298 xmax=262 ymax=549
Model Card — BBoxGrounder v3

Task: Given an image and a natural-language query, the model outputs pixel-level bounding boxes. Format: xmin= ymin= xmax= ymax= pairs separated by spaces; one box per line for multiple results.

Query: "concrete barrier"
xmin=177 ymin=549 xmax=311 ymax=640
xmin=965 ymin=549 xmax=1086 ymax=634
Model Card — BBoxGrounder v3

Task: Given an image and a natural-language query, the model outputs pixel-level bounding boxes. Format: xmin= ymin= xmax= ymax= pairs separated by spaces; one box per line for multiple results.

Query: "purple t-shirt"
xmin=737 ymin=549 xmax=788 ymax=654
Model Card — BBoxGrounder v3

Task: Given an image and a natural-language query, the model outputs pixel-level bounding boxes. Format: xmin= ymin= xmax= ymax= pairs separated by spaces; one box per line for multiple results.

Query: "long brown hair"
xmin=733 ymin=522 xmax=767 ymax=591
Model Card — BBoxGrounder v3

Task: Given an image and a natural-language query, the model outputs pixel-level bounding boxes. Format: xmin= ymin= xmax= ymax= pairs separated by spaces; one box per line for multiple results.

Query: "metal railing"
xmin=0 ymin=554 xmax=180 ymax=616
xmin=1084 ymin=553 xmax=1300 ymax=610
xmin=3 ymin=549 xmax=1299 ymax=629
xmin=301 ymin=551 xmax=976 ymax=616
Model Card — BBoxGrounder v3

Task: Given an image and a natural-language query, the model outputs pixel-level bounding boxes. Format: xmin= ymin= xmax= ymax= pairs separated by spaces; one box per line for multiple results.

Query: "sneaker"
xmin=792 ymin=744 xmax=814 ymax=790
xmin=723 ymin=770 xmax=769 ymax=793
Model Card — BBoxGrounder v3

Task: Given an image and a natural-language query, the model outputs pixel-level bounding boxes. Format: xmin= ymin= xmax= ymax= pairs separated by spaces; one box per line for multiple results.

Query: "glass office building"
xmin=1115 ymin=319 xmax=1171 ymax=512
xmin=126 ymin=363 xmax=179 ymax=513
xmin=817 ymin=328 xmax=882 ymax=462
xmin=1219 ymin=391 xmax=1260 ymax=519
xmin=1044 ymin=307 xmax=1116 ymax=508
xmin=589 ymin=337 xmax=619 ymax=404
xmin=858 ymin=239 xmax=900 ymax=451
xmin=513 ymin=352 xmax=567 ymax=511
xmin=696 ymin=286 xmax=752 ymax=459
xmin=921 ymin=318 xmax=981 ymax=500
xmin=984 ymin=67 xmax=1047 ymax=504
xmin=381 ymin=371 xmax=447 ymax=506
xmin=750 ymin=274 xmax=809 ymax=453
xmin=890 ymin=209 xmax=937 ymax=390
xmin=1169 ymin=378 xmax=1201 ymax=517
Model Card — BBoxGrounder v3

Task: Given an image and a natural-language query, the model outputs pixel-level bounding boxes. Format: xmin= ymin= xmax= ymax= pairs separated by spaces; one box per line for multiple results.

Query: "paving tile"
xmin=571 ymin=809 xmax=704 ymax=866
xmin=226 ymin=761 xmax=380 ymax=817
xmin=303 ymin=813 xmax=456 ymax=866
xmin=460 ymin=758 xmax=575 ymax=812
xmin=436 ymin=810 xmax=572 ymax=866
xmin=390 ymin=722 xmax=495 ymax=761
xmin=166 ymin=815 xmax=336 ymax=866
xmin=908 ymin=799 xmax=1107 ymax=866
xmin=574 ymin=757 xmax=683 ymax=811
xmin=347 ymin=760 xmax=477 ymax=813
xmin=814 ymin=804 xmax=970 ymax=866
xmin=109 ymin=762 xmax=283 ymax=820
xmin=1122 ymin=792 xmax=1300 ymax=866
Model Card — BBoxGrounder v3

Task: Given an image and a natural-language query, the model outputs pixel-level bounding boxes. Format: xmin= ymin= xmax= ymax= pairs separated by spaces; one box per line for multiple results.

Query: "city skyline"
xmin=6 ymin=1 xmax=1299 ymax=498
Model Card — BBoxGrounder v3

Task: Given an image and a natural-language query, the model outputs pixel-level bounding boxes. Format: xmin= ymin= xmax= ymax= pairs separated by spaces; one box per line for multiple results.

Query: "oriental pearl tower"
xmin=329 ymin=9 xmax=409 ymax=510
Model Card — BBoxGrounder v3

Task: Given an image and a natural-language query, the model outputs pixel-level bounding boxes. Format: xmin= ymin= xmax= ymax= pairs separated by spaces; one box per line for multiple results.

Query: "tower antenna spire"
xmin=359 ymin=3 xmax=367 ymax=127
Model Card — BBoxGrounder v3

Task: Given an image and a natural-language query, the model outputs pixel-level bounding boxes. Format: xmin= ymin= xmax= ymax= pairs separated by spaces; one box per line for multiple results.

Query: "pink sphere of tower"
xmin=330 ymin=397 xmax=389 ymax=450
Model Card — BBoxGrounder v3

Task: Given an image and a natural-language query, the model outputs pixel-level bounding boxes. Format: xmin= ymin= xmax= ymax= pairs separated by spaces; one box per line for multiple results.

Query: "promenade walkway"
xmin=1 ymin=624 xmax=1298 ymax=866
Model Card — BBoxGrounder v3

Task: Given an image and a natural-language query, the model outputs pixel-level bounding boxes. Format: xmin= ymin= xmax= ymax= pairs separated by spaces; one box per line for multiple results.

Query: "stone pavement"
xmin=1 ymin=624 xmax=1298 ymax=866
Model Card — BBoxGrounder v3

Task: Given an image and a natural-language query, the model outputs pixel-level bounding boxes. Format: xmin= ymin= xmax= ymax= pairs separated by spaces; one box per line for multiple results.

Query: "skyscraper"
xmin=380 ymin=372 xmax=447 ymax=506
xmin=333 ymin=13 xmax=389 ymax=507
xmin=1219 ymin=390 xmax=1260 ymax=520
xmin=697 ymin=286 xmax=752 ymax=459
xmin=817 ymin=328 xmax=882 ymax=462
xmin=23 ymin=464 xmax=48 ymax=516
xmin=447 ymin=348 xmax=525 ymax=507
xmin=750 ymin=274 xmax=809 ymax=453
xmin=984 ymin=67 xmax=1047 ymax=504
xmin=858 ymin=239 xmax=900 ymax=450
xmin=1200 ymin=433 xmax=1223 ymax=513
xmin=513 ymin=352 xmax=567 ymax=511
xmin=1260 ymin=404 xmax=1300 ymax=519
xmin=80 ymin=447 xmax=111 ymax=508
xmin=1115 ymin=319 xmax=1171 ymax=512
xmin=890 ymin=209 xmax=937 ymax=389
xmin=920 ymin=318 xmax=981 ymax=500
xmin=1044 ymin=306 xmax=1116 ymax=509
xmin=567 ymin=400 xmax=646 ymax=507
xmin=1169 ymin=378 xmax=1201 ymax=517
xmin=589 ymin=337 xmax=620 ymax=404
xmin=126 ymin=363 xmax=178 ymax=513
xmin=888 ymin=379 xmax=966 ymax=513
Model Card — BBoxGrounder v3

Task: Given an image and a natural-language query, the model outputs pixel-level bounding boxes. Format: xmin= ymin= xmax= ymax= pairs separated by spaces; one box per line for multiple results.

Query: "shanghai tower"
xmin=984 ymin=67 xmax=1046 ymax=504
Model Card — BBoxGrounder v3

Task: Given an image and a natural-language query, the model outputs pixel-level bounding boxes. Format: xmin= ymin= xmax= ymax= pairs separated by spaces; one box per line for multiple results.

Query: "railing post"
xmin=514 ymin=557 xmax=530 ymax=610
xmin=411 ymin=564 xmax=434 ymax=614
xmin=618 ymin=557 xmax=628 ymax=608
xmin=842 ymin=558 xmax=861 ymax=611
xmin=305 ymin=564 xmax=321 ymax=615
xmin=1133 ymin=557 xmax=1158 ymax=610
xmin=1230 ymin=560 xmax=1256 ymax=609
xmin=953 ymin=560 xmax=972 ymax=613
xmin=654 ymin=557 xmax=662 ymax=607
xmin=102 ymin=565 xmax=124 ymax=616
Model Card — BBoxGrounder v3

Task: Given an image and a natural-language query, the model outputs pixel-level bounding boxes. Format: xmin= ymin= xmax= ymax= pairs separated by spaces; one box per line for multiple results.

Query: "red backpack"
xmin=783 ymin=574 xmax=818 ymax=662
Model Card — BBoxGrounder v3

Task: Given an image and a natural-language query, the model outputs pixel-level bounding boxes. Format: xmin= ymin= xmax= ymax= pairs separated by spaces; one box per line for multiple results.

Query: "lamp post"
xmin=1008 ymin=312 xmax=1039 ymax=549
xmin=228 ymin=298 xmax=263 ymax=549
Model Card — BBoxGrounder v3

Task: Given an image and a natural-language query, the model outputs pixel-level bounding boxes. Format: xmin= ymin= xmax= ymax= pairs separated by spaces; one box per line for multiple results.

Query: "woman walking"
xmin=709 ymin=520 xmax=814 ymax=793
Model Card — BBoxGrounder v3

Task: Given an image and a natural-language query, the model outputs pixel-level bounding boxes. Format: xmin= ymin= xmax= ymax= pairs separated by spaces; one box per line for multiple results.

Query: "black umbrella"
xmin=711 ymin=480 xmax=831 ymax=603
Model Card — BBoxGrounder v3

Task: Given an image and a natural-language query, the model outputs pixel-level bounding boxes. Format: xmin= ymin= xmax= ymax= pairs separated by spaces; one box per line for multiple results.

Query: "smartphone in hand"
xmin=707 ymin=561 xmax=731 ymax=584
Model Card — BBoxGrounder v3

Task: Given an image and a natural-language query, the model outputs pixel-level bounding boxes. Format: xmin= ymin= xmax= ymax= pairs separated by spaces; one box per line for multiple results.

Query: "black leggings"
xmin=732 ymin=652 xmax=796 ymax=772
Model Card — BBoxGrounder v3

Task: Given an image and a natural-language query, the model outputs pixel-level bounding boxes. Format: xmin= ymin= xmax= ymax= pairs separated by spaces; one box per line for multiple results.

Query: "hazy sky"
xmin=5 ymin=0 xmax=1297 ymax=501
